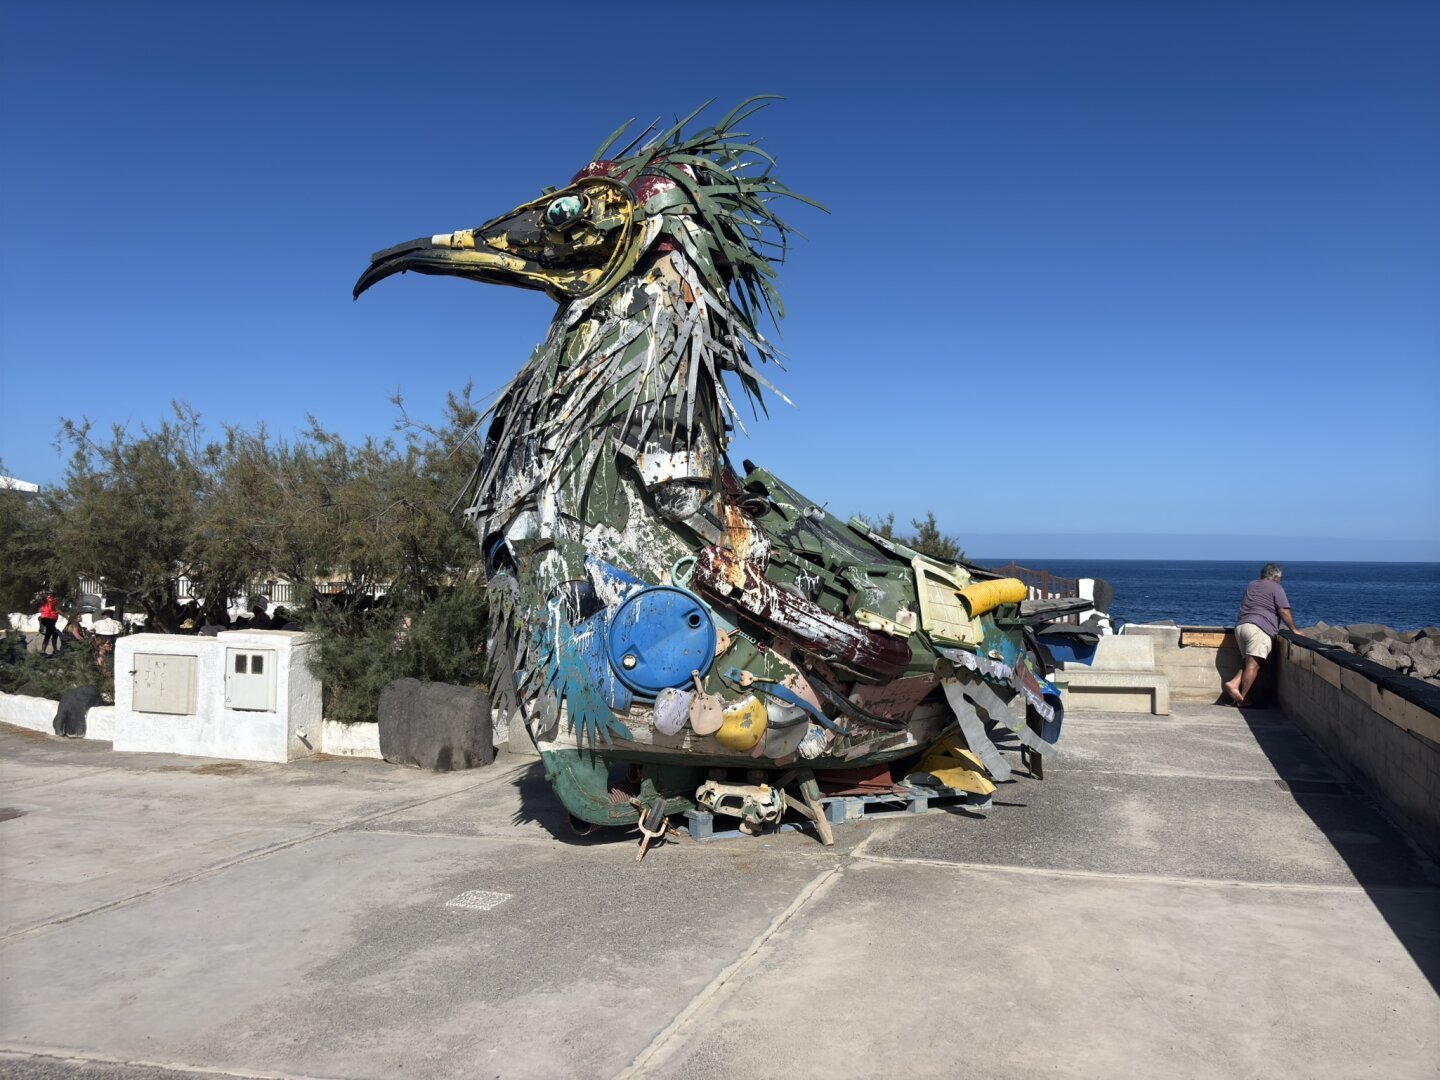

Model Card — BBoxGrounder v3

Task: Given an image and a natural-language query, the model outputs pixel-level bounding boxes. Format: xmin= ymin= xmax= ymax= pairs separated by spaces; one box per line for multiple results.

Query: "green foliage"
xmin=0 ymin=634 xmax=110 ymax=701
xmin=857 ymin=509 xmax=964 ymax=562
xmin=0 ymin=484 xmax=56 ymax=614
xmin=4 ymin=388 xmax=490 ymax=722
xmin=296 ymin=388 xmax=491 ymax=721
xmin=50 ymin=406 xmax=221 ymax=632
xmin=908 ymin=511 xmax=965 ymax=562
xmin=306 ymin=577 xmax=490 ymax=724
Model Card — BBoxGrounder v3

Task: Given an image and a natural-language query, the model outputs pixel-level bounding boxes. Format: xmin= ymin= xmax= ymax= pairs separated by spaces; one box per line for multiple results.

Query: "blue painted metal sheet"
xmin=571 ymin=609 xmax=634 ymax=713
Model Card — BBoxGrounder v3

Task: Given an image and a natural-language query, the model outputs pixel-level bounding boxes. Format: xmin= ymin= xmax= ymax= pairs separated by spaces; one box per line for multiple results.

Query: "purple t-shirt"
xmin=1236 ymin=579 xmax=1291 ymax=636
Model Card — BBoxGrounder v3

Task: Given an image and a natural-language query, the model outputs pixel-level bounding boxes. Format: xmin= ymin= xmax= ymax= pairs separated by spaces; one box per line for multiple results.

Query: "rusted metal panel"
xmin=848 ymin=674 xmax=940 ymax=721
xmin=691 ymin=545 xmax=911 ymax=684
xmin=817 ymin=763 xmax=903 ymax=797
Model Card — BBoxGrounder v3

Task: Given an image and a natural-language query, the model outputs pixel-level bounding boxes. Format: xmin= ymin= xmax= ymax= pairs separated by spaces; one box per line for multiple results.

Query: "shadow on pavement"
xmin=1239 ymin=707 xmax=1440 ymax=995
xmin=506 ymin=760 xmax=642 ymax=848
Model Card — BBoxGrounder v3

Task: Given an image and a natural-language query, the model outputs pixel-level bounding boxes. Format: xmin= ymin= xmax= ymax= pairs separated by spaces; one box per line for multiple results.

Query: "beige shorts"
xmin=1235 ymin=622 xmax=1273 ymax=660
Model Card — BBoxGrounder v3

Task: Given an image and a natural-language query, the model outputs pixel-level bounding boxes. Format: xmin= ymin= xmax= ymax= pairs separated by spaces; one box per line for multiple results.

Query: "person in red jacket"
xmin=37 ymin=594 xmax=61 ymax=656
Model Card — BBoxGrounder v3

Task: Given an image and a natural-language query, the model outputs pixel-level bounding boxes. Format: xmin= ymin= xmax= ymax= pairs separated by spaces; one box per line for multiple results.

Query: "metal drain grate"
xmin=445 ymin=890 xmax=512 ymax=911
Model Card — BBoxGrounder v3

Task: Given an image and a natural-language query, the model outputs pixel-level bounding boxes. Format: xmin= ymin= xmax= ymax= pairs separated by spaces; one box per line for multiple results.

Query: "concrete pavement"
xmin=1 ymin=704 xmax=1436 ymax=1079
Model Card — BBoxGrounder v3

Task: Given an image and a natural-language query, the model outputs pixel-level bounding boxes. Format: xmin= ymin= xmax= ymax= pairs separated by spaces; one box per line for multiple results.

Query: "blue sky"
xmin=2 ymin=0 xmax=1436 ymax=560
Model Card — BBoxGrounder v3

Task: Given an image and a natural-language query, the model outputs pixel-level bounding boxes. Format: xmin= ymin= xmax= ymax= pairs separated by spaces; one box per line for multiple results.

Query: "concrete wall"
xmin=1 ymin=686 xmax=383 ymax=761
xmin=1277 ymin=636 xmax=1440 ymax=862
xmin=0 ymin=693 xmax=118 ymax=739
xmin=319 ymin=719 xmax=381 ymax=758
xmin=1057 ymin=635 xmax=1169 ymax=714
xmin=85 ymin=705 xmax=118 ymax=740
xmin=0 ymin=692 xmax=60 ymax=734
xmin=1128 ymin=624 xmax=1279 ymax=704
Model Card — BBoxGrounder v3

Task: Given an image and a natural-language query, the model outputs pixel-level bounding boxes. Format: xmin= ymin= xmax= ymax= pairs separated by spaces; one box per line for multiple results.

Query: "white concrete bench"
xmin=1058 ymin=669 xmax=1171 ymax=715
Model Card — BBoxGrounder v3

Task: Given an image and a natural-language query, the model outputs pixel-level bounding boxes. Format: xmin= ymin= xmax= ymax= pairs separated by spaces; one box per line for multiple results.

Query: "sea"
xmin=971 ymin=559 xmax=1440 ymax=632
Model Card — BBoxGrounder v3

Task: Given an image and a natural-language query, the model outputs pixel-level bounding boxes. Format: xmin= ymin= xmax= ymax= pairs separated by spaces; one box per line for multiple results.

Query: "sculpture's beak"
xmin=353 ymin=210 xmax=550 ymax=300
xmin=355 ymin=177 xmax=643 ymax=302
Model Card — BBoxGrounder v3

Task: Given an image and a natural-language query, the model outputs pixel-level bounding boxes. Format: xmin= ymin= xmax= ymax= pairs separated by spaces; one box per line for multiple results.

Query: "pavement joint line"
xmin=1057 ymin=769 xmax=1347 ymax=783
xmin=614 ymin=863 xmax=845 ymax=1079
xmin=0 ymin=1046 xmax=335 ymax=1080
xmin=0 ymin=768 xmax=112 ymax=791
xmin=0 ymin=775 xmax=500 ymax=948
xmin=1082 ymin=723 xmax=1291 ymax=728
xmin=356 ymin=826 xmax=634 ymax=847
xmin=849 ymin=852 xmax=1440 ymax=894
xmin=1069 ymin=715 xmax=1290 ymax=727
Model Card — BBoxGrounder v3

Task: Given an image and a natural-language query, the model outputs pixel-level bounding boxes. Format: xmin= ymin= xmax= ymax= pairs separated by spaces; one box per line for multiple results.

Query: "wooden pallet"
xmin=821 ymin=786 xmax=993 ymax=825
xmin=681 ymin=785 xmax=993 ymax=842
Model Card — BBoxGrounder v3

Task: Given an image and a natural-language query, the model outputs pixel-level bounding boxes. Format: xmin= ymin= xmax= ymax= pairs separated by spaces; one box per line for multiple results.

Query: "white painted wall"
xmin=85 ymin=705 xmax=118 ymax=740
xmin=112 ymin=631 xmax=321 ymax=763
xmin=318 ymin=719 xmax=381 ymax=758
xmin=0 ymin=687 xmax=381 ymax=762
xmin=0 ymin=694 xmax=119 ymax=740
xmin=0 ymin=692 xmax=57 ymax=734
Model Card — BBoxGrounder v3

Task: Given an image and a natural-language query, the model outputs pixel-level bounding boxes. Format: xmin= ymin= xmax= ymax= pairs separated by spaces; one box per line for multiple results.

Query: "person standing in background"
xmin=1224 ymin=563 xmax=1298 ymax=706
xmin=90 ymin=609 xmax=124 ymax=669
xmin=37 ymin=594 xmax=60 ymax=656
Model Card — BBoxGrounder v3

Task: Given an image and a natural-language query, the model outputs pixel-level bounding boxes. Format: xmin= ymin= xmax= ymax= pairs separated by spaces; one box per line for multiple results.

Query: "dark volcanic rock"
xmin=377 ymin=678 xmax=494 ymax=772
xmin=53 ymin=685 xmax=104 ymax=737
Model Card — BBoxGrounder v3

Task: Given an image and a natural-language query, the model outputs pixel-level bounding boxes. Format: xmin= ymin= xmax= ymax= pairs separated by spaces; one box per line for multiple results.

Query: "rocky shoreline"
xmin=1297 ymin=623 xmax=1440 ymax=688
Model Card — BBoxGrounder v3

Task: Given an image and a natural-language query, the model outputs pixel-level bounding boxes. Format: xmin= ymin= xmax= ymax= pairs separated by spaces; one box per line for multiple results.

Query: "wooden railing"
xmin=987 ymin=562 xmax=1079 ymax=601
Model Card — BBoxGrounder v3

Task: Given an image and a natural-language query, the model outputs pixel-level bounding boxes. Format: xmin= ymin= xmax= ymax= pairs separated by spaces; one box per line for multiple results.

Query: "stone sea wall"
xmin=1295 ymin=623 xmax=1440 ymax=688
xmin=1276 ymin=633 xmax=1440 ymax=862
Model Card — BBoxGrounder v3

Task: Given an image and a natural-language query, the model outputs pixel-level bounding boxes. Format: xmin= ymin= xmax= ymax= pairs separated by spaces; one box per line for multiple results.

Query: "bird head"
xmin=353 ymin=173 xmax=648 ymax=303
xmin=354 ymin=98 xmax=822 ymax=329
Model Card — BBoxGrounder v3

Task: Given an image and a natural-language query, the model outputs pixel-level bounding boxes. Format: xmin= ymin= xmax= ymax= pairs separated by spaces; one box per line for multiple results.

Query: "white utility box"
xmin=133 ymin=653 xmax=199 ymax=715
xmin=113 ymin=631 xmax=320 ymax=762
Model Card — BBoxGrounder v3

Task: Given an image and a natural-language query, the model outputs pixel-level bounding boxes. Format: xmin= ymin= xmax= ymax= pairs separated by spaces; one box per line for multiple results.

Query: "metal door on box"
xmin=225 ymin=648 xmax=277 ymax=711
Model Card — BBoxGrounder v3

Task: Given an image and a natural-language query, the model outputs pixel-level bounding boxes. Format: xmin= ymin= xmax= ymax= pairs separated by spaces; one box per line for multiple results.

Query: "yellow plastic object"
xmin=915 ymin=735 xmax=997 ymax=795
xmin=715 ymin=694 xmax=768 ymax=752
xmin=957 ymin=577 xmax=1027 ymax=618
xmin=911 ymin=556 xmax=981 ymax=646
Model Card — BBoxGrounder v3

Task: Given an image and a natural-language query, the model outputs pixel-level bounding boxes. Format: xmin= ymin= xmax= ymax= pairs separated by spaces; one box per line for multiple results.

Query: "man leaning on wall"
xmin=1225 ymin=563 xmax=1298 ymax=706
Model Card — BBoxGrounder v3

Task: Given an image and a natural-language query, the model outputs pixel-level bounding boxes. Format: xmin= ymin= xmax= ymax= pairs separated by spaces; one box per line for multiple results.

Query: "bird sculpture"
xmin=355 ymin=99 xmax=1068 ymax=836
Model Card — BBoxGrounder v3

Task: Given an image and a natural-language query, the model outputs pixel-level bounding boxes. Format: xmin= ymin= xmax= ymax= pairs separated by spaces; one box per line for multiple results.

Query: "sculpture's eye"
xmin=544 ymin=194 xmax=585 ymax=229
